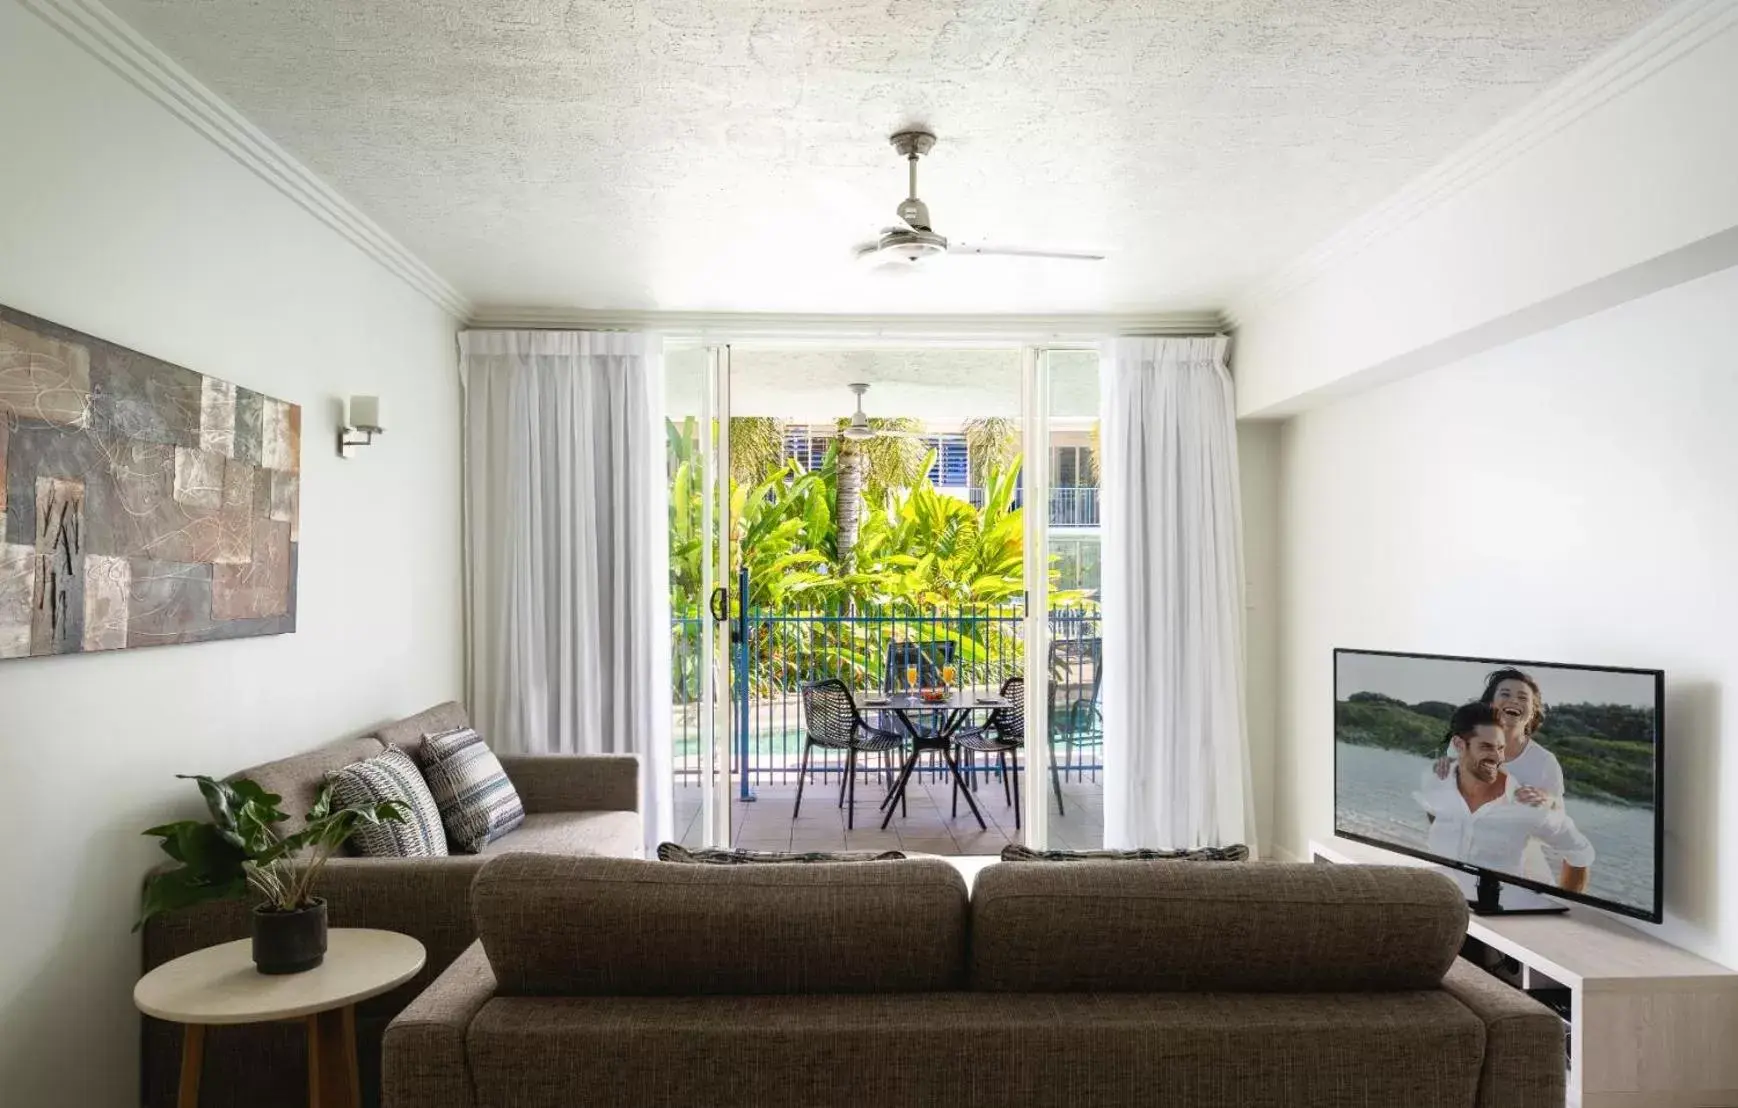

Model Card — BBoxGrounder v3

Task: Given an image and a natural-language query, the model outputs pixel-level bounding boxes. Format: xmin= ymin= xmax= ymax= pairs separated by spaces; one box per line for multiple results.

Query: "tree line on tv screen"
xmin=1336 ymin=692 xmax=1655 ymax=806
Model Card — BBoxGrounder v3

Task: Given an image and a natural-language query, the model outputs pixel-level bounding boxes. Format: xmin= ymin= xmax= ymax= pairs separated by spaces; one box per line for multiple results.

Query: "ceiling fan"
xmin=853 ymin=130 xmax=1107 ymax=268
xmin=839 ymin=383 xmax=917 ymax=441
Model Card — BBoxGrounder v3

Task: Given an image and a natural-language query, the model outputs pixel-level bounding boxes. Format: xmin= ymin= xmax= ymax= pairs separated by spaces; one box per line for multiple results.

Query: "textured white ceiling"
xmin=107 ymin=0 xmax=1669 ymax=314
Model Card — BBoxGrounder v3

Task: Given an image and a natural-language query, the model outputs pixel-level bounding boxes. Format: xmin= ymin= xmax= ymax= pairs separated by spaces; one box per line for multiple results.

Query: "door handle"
xmin=710 ymin=588 xmax=729 ymax=622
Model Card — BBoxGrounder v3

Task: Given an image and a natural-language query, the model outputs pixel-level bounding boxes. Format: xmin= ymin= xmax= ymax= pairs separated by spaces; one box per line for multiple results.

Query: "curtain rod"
xmin=462 ymin=309 xmax=1229 ymax=343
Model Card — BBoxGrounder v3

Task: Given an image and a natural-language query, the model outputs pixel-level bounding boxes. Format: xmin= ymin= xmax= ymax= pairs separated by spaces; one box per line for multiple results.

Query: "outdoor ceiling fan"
xmin=839 ymin=383 xmax=918 ymax=441
xmin=853 ymin=130 xmax=1108 ymax=269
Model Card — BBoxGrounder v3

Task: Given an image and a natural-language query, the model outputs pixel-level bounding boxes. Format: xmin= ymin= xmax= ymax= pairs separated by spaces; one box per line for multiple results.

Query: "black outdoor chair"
xmin=797 ymin=679 xmax=907 ymax=830
xmin=952 ymin=676 xmax=1064 ymax=828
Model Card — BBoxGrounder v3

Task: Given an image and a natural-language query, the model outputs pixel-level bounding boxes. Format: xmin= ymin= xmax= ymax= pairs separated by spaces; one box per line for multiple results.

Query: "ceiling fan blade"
xmin=947 ymin=242 xmax=1107 ymax=261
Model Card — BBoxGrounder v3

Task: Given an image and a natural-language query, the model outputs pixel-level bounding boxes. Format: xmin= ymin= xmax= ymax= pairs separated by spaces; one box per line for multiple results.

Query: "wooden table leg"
xmin=177 ymin=1024 xmax=205 ymax=1108
xmin=306 ymin=1006 xmax=362 ymax=1108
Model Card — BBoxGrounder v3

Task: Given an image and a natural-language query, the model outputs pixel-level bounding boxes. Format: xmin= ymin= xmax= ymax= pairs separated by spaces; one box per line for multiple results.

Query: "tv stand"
xmin=1469 ymin=870 xmax=1570 ymax=916
xmin=1312 ymin=836 xmax=1738 ymax=1107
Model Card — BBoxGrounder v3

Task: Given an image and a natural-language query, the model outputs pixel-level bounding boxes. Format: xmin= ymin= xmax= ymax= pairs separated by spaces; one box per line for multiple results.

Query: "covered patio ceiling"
xmin=666 ymin=347 xmax=1098 ymax=421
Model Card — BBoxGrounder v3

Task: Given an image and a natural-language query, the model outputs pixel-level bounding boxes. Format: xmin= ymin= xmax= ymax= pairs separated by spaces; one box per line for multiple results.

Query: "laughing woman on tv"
xmin=1436 ymin=668 xmax=1563 ymax=805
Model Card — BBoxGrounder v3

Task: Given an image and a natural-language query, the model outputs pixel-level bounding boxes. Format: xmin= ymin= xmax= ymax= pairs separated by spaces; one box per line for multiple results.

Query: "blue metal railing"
xmin=670 ymin=576 xmax=1103 ymax=793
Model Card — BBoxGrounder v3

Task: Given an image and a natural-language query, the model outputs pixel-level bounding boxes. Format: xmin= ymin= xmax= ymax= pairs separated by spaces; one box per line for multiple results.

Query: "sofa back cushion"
xmin=374 ymin=701 xmax=471 ymax=754
xmin=228 ymin=736 xmax=384 ymax=835
xmin=971 ymin=862 xmax=1466 ymax=993
xmin=474 ymin=854 xmax=969 ymax=996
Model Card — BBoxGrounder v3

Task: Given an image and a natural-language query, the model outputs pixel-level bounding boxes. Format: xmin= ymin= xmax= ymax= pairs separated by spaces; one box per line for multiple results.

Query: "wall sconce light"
xmin=337 ymin=395 xmax=384 ymax=459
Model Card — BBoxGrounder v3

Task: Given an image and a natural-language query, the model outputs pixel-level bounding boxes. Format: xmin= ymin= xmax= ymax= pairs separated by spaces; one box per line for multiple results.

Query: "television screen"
xmin=1334 ymin=649 xmax=1663 ymax=921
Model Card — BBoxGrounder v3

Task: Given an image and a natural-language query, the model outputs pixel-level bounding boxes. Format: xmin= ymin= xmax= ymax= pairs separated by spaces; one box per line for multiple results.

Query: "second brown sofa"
xmin=385 ymin=855 xmax=1565 ymax=1108
xmin=140 ymin=701 xmax=642 ymax=1108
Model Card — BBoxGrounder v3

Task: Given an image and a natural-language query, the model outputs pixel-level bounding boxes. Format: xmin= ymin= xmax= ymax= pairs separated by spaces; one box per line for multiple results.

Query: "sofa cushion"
xmin=472 ymin=854 xmax=967 ymax=997
xmin=376 ymin=701 xmax=471 ymax=754
xmin=478 ymin=812 xmax=640 ymax=857
xmin=418 ymin=728 xmax=525 ymax=853
xmin=656 ymin=843 xmax=905 ymax=864
xmin=228 ymin=735 xmax=384 ymax=836
xmin=327 ymin=747 xmax=449 ymax=857
xmin=462 ymin=990 xmax=1486 ymax=1108
xmin=971 ymin=862 xmax=1466 ymax=993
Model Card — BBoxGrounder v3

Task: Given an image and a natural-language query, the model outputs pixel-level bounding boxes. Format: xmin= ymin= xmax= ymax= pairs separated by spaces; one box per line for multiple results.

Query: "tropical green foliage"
xmin=138 ymin=776 xmax=405 ymax=927
xmin=668 ymin=417 xmax=1089 ymax=615
xmin=837 ymin=416 xmax=928 ymax=502
xmin=963 ymin=417 xmax=1020 ymax=486
xmin=727 ymin=416 xmax=787 ymax=486
xmin=666 ymin=417 xmax=1096 ymax=700
xmin=1336 ymin=693 xmax=1655 ymax=806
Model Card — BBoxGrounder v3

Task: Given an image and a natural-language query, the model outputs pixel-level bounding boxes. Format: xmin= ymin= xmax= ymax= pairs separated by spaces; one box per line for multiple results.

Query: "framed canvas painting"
xmin=0 ymin=303 xmax=298 ymax=659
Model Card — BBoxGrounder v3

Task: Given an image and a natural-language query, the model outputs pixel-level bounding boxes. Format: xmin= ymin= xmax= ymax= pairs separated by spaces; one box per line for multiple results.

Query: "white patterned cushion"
xmin=416 ymin=727 xmax=525 ymax=853
xmin=326 ymin=746 xmax=448 ymax=857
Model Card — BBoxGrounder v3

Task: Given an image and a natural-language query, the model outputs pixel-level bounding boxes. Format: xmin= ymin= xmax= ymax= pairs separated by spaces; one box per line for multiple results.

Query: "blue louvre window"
xmin=923 ymin=435 xmax=970 ymax=486
xmin=784 ymin=430 xmax=831 ymax=472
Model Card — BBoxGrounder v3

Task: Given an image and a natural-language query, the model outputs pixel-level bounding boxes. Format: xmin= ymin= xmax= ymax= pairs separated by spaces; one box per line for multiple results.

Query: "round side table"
xmin=135 ymin=927 xmax=425 ymax=1108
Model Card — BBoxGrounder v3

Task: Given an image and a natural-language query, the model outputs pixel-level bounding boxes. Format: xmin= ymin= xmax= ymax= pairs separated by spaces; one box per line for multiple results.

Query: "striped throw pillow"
xmin=416 ymin=728 xmax=525 ymax=853
xmin=326 ymin=747 xmax=448 ymax=857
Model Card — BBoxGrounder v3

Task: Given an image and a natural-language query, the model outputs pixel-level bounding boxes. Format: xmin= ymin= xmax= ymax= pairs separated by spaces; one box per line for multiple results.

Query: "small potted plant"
xmin=137 ymin=775 xmax=406 ymax=974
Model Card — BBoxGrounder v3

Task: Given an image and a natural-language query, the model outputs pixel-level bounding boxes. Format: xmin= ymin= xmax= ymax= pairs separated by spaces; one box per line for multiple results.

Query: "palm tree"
xmin=835 ymin=443 xmax=865 ymax=572
xmin=833 ymin=417 xmax=925 ymax=568
xmin=727 ymin=416 xmax=787 ymax=486
xmin=963 ymin=417 xmax=1020 ymax=487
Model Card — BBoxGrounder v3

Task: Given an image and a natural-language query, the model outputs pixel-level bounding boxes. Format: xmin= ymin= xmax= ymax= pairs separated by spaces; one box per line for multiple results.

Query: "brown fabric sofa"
xmin=140 ymin=702 xmax=642 ymax=1108
xmin=384 ymin=855 xmax=1566 ymax=1108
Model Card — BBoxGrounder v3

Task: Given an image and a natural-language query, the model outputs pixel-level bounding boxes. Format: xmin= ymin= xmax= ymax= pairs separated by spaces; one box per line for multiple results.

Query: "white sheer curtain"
xmin=1099 ymin=335 xmax=1254 ymax=851
xmin=459 ymin=330 xmax=672 ymax=850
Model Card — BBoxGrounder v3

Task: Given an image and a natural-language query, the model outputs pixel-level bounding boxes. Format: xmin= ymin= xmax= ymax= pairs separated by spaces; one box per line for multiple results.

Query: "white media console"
xmin=1311 ymin=836 xmax=1738 ymax=1108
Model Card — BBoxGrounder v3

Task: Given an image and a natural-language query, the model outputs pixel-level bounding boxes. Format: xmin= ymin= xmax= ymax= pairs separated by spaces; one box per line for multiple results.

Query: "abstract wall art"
xmin=0 ymin=303 xmax=298 ymax=660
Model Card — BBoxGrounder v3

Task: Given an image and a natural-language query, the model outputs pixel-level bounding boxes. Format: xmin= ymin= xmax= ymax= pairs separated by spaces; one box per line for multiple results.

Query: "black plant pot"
xmin=252 ymin=899 xmax=328 ymax=975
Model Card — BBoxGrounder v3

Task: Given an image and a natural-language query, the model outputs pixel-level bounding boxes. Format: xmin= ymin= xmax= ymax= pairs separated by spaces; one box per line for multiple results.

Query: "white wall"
xmin=0 ymin=4 xmax=463 ymax=1105
xmin=1273 ymin=262 xmax=1738 ymax=965
xmin=1234 ymin=7 xmax=1738 ymax=417
xmin=1237 ymin=422 xmax=1281 ymax=856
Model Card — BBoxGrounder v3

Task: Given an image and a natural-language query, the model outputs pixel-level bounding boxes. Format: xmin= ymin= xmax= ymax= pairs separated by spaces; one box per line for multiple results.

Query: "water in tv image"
xmin=1335 ymin=651 xmax=1659 ymax=917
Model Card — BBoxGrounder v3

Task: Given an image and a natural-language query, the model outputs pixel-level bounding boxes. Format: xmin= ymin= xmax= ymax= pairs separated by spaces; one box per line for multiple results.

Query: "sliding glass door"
xmin=1020 ymin=346 xmax=1107 ymax=851
xmin=664 ymin=343 xmax=736 ymax=849
xmin=666 ymin=338 xmax=1103 ymax=854
xmin=1039 ymin=348 xmax=1104 ymax=849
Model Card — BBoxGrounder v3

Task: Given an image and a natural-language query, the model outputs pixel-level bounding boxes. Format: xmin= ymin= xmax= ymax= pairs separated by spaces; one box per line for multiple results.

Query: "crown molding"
xmin=20 ymin=0 xmax=473 ymax=320
xmin=463 ymin=307 xmax=1228 ymax=343
xmin=1226 ymin=0 xmax=1738 ymax=328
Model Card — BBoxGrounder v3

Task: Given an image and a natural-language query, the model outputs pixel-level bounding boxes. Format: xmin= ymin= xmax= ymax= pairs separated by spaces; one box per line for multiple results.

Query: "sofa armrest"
xmin=498 ymin=753 xmax=639 ymax=813
xmin=1441 ymin=959 xmax=1567 ymax=1108
xmin=383 ymin=940 xmax=496 ymax=1108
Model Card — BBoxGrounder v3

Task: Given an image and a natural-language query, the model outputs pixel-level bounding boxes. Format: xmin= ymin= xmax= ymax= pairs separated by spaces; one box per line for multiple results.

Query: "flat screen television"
xmin=1334 ymin=648 xmax=1664 ymax=922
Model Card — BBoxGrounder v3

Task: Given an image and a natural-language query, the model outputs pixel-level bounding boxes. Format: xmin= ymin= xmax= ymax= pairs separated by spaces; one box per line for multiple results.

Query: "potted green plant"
xmin=137 ymin=775 xmax=406 ymax=974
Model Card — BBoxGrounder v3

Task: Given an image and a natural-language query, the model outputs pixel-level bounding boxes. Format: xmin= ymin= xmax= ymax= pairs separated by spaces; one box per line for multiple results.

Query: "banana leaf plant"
xmin=136 ymin=775 xmax=405 ymax=928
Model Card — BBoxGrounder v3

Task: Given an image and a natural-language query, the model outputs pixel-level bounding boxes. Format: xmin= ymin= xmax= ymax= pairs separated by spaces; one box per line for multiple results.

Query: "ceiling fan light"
xmin=841 ymin=424 xmax=877 ymax=441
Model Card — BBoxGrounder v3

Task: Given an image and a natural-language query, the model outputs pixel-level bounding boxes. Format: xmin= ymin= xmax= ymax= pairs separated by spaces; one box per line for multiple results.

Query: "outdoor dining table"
xmin=862 ymin=689 xmax=1008 ymax=831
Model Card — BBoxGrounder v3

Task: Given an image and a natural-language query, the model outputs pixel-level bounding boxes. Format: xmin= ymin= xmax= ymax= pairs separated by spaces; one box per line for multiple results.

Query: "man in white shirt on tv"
xmin=1432 ymin=667 xmax=1567 ymax=883
xmin=1416 ymin=702 xmax=1594 ymax=893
